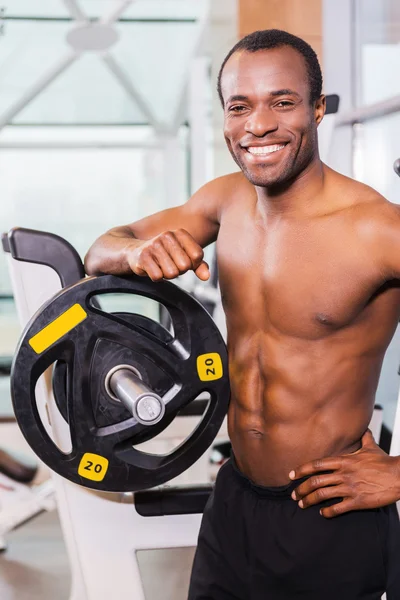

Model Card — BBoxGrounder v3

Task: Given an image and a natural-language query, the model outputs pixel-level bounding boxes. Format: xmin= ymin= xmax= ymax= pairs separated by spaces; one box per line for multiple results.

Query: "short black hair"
xmin=217 ymin=29 xmax=323 ymax=106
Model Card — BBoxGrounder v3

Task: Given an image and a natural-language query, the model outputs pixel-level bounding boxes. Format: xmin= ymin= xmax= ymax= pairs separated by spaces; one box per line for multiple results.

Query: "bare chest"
xmin=216 ymin=212 xmax=387 ymax=338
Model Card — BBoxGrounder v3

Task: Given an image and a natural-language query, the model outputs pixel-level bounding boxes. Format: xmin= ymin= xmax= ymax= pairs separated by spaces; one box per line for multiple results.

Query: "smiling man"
xmin=85 ymin=30 xmax=400 ymax=599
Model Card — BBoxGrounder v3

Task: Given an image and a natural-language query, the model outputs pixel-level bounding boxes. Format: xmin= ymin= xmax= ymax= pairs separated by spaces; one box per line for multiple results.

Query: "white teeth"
xmin=247 ymin=144 xmax=286 ymax=155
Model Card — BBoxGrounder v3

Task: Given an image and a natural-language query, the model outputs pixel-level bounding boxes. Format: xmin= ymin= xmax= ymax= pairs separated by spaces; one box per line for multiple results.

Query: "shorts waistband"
xmin=228 ymin=453 xmax=309 ymax=499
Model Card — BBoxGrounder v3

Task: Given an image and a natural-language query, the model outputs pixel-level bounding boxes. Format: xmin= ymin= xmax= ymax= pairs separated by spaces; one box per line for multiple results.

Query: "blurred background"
xmin=1 ymin=1 xmax=400 ymax=598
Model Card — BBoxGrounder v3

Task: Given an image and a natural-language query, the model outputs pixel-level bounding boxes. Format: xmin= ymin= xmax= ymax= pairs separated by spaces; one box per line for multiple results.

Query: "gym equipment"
xmin=0 ymin=448 xmax=56 ymax=551
xmin=11 ymin=274 xmax=229 ymax=492
xmin=0 ymin=475 xmax=55 ymax=552
xmin=0 ymin=448 xmax=37 ymax=483
xmin=3 ymin=226 xmax=228 ymax=600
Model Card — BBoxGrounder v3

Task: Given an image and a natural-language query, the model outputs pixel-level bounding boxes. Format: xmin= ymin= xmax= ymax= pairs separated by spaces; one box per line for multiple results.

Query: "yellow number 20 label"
xmin=196 ymin=353 xmax=223 ymax=382
xmin=78 ymin=453 xmax=109 ymax=482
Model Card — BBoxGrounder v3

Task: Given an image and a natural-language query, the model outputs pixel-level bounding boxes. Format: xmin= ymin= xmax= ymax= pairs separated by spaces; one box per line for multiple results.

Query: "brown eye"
xmin=276 ymin=101 xmax=293 ymax=108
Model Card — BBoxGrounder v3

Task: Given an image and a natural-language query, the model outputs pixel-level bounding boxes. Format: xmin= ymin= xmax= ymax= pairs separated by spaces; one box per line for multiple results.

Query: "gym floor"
xmin=0 ymin=509 xmax=196 ymax=600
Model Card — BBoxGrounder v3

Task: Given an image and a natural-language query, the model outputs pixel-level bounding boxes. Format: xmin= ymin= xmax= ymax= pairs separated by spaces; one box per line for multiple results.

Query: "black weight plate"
xmin=11 ymin=274 xmax=230 ymax=492
xmin=52 ymin=342 xmax=178 ymax=445
xmin=53 ymin=313 xmax=174 ymax=425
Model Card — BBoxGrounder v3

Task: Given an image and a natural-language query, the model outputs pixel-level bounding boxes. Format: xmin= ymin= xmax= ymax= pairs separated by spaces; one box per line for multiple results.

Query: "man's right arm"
xmin=84 ymin=174 xmax=239 ymax=281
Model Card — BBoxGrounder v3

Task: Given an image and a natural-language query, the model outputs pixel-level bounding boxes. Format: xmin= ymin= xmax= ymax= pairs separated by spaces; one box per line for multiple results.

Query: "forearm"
xmin=84 ymin=226 xmax=142 ymax=275
xmin=84 ymin=182 xmax=225 ymax=276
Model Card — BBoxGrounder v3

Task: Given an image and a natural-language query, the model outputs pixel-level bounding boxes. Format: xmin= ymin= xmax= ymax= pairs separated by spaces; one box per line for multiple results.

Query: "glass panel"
xmin=354 ymin=0 xmax=400 ymax=106
xmin=0 ymin=19 xmax=200 ymax=125
xmin=358 ymin=44 xmax=400 ymax=107
xmin=5 ymin=0 xmax=207 ymax=20
xmin=112 ymin=21 xmax=200 ymax=124
xmin=3 ymin=1 xmax=70 ymax=17
xmin=14 ymin=53 xmax=148 ymax=124
xmin=0 ymin=125 xmax=188 ymax=357
xmin=0 ymin=124 xmax=158 ymax=144
xmin=122 ymin=0 xmax=208 ymax=20
xmin=354 ymin=113 xmax=400 ymax=203
xmin=0 ymin=21 xmax=71 ymax=116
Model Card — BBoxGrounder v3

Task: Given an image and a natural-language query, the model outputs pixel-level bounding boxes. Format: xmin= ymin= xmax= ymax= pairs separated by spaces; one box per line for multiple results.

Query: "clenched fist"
xmin=129 ymin=229 xmax=210 ymax=282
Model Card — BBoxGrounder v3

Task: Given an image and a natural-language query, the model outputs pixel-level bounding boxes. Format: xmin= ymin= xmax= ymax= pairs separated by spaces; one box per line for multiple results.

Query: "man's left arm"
xmin=289 ymin=430 xmax=400 ymax=518
xmin=291 ymin=200 xmax=400 ymax=518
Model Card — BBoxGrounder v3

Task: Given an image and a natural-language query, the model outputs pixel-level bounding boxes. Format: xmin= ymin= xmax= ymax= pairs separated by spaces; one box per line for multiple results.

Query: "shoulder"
xmin=194 ymin=171 xmax=253 ymax=198
xmin=186 ymin=171 xmax=254 ymax=216
xmin=347 ymin=181 xmax=400 ymax=234
xmin=325 ymin=167 xmax=398 ymax=226
xmin=329 ymin=170 xmax=400 ymax=278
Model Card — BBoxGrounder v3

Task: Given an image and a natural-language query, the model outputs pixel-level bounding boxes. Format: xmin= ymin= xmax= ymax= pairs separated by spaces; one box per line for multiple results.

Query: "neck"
xmin=255 ymin=158 xmax=327 ymax=219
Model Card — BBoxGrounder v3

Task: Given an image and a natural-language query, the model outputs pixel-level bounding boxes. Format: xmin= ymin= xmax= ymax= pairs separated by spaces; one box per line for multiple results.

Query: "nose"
xmin=245 ymin=108 xmax=278 ymax=137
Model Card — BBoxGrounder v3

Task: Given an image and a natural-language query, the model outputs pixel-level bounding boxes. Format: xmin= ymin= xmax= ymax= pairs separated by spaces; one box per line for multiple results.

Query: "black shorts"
xmin=188 ymin=457 xmax=400 ymax=600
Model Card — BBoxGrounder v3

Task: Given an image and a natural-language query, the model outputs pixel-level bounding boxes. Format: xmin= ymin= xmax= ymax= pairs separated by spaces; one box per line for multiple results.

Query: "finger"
xmin=298 ymin=485 xmax=348 ymax=509
xmin=320 ymin=498 xmax=356 ymax=519
xmin=293 ymin=473 xmax=343 ymax=500
xmin=289 ymin=456 xmax=343 ymax=480
xmin=163 ymin=233 xmax=210 ymax=279
xmin=136 ymin=257 xmax=164 ymax=281
xmin=160 ymin=233 xmax=194 ymax=273
xmin=174 ymin=229 xmax=205 ymax=269
xmin=151 ymin=244 xmax=181 ymax=279
xmin=130 ymin=249 xmax=164 ymax=281
xmin=194 ymin=262 xmax=210 ymax=281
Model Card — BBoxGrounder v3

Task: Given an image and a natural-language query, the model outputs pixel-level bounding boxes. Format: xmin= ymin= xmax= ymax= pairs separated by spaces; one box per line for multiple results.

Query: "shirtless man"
xmin=85 ymin=29 xmax=400 ymax=599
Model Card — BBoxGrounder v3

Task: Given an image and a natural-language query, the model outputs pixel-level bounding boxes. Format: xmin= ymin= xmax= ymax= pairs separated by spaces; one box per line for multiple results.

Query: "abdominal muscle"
xmin=226 ymin=331 xmax=383 ymax=486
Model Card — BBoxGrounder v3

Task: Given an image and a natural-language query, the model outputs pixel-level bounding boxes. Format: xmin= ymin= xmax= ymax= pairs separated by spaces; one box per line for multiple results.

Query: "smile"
xmin=246 ymin=144 xmax=287 ymax=155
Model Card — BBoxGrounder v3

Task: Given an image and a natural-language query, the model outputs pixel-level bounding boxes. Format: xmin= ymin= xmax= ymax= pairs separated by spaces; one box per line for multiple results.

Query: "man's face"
xmin=220 ymin=46 xmax=325 ymax=188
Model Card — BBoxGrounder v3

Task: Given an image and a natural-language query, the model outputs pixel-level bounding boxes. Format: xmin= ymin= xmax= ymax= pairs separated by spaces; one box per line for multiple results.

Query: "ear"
xmin=314 ymin=94 xmax=326 ymax=126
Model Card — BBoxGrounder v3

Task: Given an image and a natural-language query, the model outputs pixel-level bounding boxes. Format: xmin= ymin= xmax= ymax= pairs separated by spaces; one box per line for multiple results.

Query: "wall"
xmin=238 ymin=0 xmax=322 ymax=63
